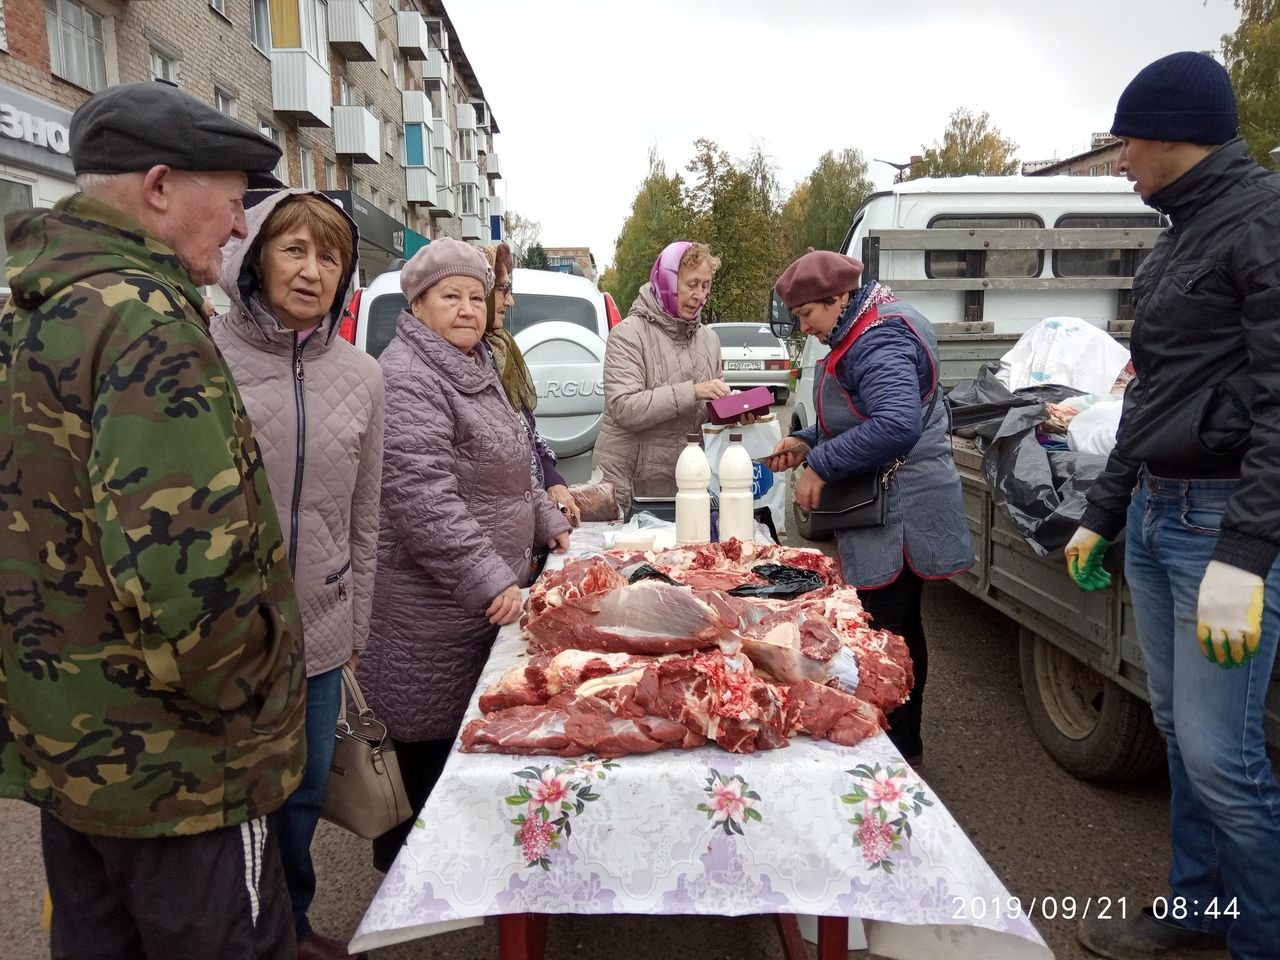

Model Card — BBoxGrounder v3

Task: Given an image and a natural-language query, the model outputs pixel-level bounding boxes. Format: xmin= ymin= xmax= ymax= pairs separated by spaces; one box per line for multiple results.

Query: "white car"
xmin=341 ymin=265 xmax=606 ymax=481
xmin=710 ymin=322 xmax=792 ymax=402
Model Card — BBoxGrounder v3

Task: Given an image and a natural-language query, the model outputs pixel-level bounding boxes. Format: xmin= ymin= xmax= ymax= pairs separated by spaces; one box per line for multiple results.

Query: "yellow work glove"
xmin=1065 ymin=527 xmax=1112 ymax=591
xmin=1196 ymin=560 xmax=1265 ymax=667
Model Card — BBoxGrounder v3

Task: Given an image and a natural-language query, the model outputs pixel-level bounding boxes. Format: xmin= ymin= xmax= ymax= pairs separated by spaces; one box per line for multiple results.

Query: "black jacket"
xmin=1081 ymin=139 xmax=1280 ymax=578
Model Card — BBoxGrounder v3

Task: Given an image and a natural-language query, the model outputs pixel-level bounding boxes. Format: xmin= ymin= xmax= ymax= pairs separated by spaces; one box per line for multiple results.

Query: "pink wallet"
xmin=707 ymin=386 xmax=774 ymax=425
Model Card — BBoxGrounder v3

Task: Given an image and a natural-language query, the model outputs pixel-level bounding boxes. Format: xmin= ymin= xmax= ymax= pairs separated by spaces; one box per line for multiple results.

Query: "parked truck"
xmin=773 ymin=175 xmax=1279 ymax=782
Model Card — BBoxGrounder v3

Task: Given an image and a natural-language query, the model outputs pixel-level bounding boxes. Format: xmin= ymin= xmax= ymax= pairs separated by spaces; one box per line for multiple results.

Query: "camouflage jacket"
xmin=0 ymin=193 xmax=306 ymax=838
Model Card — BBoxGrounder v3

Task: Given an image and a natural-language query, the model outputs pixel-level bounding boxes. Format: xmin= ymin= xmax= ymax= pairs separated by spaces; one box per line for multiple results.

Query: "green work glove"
xmin=1196 ymin=560 xmax=1265 ymax=668
xmin=1065 ymin=527 xmax=1112 ymax=591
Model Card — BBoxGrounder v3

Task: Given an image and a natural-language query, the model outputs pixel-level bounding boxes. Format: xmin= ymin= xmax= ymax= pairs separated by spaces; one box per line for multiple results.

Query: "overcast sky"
xmin=447 ymin=1 xmax=1243 ymax=269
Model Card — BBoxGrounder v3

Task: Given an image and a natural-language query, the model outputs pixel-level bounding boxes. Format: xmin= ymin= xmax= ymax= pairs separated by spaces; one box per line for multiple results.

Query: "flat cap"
xmin=71 ymin=81 xmax=283 ymax=188
xmin=774 ymin=250 xmax=864 ymax=309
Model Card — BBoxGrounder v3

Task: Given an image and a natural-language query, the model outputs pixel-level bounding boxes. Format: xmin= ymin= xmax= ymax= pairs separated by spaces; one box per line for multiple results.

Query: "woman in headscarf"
xmin=481 ymin=241 xmax=580 ymax=527
xmin=592 ymin=241 xmax=728 ymax=513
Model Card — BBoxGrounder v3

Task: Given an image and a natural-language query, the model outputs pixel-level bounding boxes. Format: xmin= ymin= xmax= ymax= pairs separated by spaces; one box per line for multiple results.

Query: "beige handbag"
xmin=320 ymin=666 xmax=412 ymax=839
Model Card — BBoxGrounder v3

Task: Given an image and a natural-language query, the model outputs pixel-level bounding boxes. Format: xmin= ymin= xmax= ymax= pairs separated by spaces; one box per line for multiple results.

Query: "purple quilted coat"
xmin=359 ymin=310 xmax=570 ymax=742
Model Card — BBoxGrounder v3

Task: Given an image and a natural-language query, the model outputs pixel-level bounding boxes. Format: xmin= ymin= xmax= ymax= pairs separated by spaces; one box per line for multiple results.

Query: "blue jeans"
xmin=276 ymin=665 xmax=343 ymax=940
xmin=1126 ymin=474 xmax=1280 ymax=959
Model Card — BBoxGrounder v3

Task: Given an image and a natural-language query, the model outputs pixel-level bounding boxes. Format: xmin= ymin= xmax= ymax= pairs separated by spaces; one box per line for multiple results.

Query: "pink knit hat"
xmin=400 ymin=236 xmax=494 ymax=303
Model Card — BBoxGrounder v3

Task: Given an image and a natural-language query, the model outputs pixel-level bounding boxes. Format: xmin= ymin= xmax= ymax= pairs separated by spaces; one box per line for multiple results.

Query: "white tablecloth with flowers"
xmin=351 ymin=536 xmax=1052 ymax=959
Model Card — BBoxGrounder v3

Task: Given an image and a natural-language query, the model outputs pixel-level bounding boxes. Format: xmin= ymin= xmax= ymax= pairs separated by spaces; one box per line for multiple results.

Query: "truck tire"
xmin=1018 ymin=629 xmax=1165 ymax=782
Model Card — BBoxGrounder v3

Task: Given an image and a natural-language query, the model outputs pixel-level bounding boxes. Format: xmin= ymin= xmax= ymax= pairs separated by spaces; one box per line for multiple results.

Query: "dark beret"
xmin=70 ymin=81 xmax=283 ymax=188
xmin=774 ymin=250 xmax=864 ymax=310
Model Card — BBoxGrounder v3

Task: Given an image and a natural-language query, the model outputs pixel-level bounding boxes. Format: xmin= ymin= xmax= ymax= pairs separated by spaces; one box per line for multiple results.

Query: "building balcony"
xmin=333 ymin=105 xmax=379 ymax=163
xmin=433 ymin=185 xmax=456 ymax=218
xmin=397 ymin=11 xmax=430 ymax=60
xmin=406 ymin=166 xmax=439 ymax=206
xmin=455 ymin=102 xmax=476 ymax=131
xmin=327 ymin=0 xmax=375 ymax=61
xmin=271 ymin=50 xmax=330 ymax=127
xmin=461 ymin=213 xmax=482 ymax=240
xmin=484 ymin=153 xmax=502 ymax=179
xmin=402 ymin=89 xmax=431 ymax=124
xmin=458 ymin=160 xmax=480 ymax=186
xmin=488 ymin=195 xmax=505 ymax=217
xmin=425 ymin=48 xmax=448 ymax=83
xmin=432 ymin=116 xmax=452 ymax=156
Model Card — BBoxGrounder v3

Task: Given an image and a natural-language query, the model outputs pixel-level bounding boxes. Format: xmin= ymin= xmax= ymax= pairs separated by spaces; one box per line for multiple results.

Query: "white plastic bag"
xmin=1066 ymin=394 xmax=1124 ymax=456
xmin=996 ymin=317 xmax=1130 ymax=396
xmin=702 ymin=414 xmax=786 ymax=534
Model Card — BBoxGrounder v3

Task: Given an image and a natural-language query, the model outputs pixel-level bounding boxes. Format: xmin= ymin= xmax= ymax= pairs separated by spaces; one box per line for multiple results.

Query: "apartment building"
xmin=1023 ymin=133 xmax=1124 ymax=178
xmin=0 ymin=0 xmax=505 ymax=286
xmin=544 ymin=246 xmax=597 ymax=283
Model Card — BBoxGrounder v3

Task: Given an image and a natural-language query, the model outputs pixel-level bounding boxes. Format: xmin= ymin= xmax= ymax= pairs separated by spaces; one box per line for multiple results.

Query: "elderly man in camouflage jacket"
xmin=0 ymin=82 xmax=306 ymax=959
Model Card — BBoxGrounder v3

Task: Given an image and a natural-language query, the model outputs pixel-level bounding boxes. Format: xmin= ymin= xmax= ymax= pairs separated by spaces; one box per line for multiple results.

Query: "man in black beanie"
xmin=1065 ymin=51 xmax=1280 ymax=960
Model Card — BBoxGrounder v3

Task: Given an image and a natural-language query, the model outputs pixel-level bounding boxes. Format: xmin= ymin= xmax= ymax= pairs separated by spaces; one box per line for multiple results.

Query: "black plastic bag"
xmin=979 ymin=402 xmax=1110 ymax=556
xmin=727 ymin=564 xmax=825 ymax=599
xmin=626 ymin=563 xmax=683 ymax=586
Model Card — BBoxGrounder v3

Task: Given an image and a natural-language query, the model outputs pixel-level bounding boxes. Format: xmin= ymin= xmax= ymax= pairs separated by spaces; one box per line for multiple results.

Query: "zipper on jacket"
xmin=325 ymin=559 xmax=351 ymax=601
xmin=288 ymin=334 xmax=306 ymax=576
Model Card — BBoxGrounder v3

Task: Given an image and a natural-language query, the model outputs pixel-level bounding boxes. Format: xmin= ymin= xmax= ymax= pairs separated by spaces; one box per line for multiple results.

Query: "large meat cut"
xmin=460 ymin=541 xmax=913 ymax=759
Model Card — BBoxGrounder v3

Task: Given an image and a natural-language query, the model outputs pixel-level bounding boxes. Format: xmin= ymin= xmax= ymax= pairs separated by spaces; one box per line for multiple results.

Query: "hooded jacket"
xmin=211 ymin=189 xmax=384 ymax=678
xmin=359 ymin=311 xmax=570 ymax=742
xmin=0 ymin=193 xmax=306 ymax=838
xmin=1080 ymin=139 xmax=1280 ymax=577
xmin=592 ymin=282 xmax=721 ymax=511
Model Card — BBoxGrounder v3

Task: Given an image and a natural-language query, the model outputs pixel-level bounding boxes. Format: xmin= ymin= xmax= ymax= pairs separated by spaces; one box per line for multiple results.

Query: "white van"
xmin=344 ymin=265 xmax=607 ymax=481
xmin=788 ymin=175 xmax=1160 ymax=437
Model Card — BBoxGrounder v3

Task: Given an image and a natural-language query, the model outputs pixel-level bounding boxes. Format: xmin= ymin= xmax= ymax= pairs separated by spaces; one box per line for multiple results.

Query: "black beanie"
xmin=1111 ymin=51 xmax=1238 ymax=145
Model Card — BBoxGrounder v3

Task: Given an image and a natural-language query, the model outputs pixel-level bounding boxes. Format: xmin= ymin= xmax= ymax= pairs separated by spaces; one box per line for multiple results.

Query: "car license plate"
xmin=725 ymin=361 xmax=763 ymax=371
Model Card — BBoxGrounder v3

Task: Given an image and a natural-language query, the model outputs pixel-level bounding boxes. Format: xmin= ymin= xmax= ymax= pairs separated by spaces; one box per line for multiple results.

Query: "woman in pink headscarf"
xmin=592 ymin=241 xmax=727 ymax=513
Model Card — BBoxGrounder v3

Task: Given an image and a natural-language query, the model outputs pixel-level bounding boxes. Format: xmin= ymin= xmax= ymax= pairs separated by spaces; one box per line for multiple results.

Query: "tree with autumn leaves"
xmin=602 ymin=143 xmax=875 ymax=325
xmin=1221 ymin=0 xmax=1280 ymax=168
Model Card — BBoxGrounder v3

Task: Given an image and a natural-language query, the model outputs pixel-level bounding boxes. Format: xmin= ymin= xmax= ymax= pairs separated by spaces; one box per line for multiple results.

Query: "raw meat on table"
xmin=525 ymin=579 xmax=730 ymax=655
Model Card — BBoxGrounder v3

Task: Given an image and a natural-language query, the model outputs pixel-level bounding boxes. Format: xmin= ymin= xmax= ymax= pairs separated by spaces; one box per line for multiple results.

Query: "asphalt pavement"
xmin=0 ymin=410 xmax=1176 ymax=960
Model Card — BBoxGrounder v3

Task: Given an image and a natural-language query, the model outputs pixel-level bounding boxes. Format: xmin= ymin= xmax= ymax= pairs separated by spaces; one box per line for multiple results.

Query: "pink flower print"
xmin=572 ymin=760 xmax=601 ymax=779
xmin=707 ymin=778 xmax=754 ymax=826
xmin=520 ymin=816 xmax=556 ymax=864
xmin=858 ymin=816 xmax=895 ymax=867
xmin=528 ymin=770 xmax=570 ymax=815
xmin=863 ymin=770 xmax=908 ymax=815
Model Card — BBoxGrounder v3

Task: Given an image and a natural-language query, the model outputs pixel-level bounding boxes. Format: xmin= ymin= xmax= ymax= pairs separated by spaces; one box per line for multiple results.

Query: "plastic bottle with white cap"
xmin=718 ymin=432 xmax=755 ymax=542
xmin=675 ymin=433 xmax=712 ymax=545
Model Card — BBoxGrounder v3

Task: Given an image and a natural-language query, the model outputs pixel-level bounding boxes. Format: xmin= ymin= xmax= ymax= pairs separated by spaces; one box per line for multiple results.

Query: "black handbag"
xmin=800 ymin=388 xmax=940 ymax=535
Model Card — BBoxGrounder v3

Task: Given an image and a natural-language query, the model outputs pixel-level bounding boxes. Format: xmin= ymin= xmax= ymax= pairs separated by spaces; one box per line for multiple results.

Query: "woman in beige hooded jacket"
xmin=593 ymin=241 xmax=727 ymax=512
xmin=212 ymin=189 xmax=383 ymax=960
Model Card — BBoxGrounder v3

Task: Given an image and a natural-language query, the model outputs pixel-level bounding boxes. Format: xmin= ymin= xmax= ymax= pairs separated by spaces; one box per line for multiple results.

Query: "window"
xmin=1054 ymin=214 xmax=1163 ymax=278
xmin=209 ymin=0 xmax=226 ymax=16
xmin=393 ymin=54 xmax=405 ymax=90
xmin=324 ymin=159 xmax=336 ymax=190
xmin=397 ymin=128 xmax=406 ymax=165
xmin=299 ymin=146 xmax=314 ymax=189
xmin=1 ymin=0 xmax=10 ymax=51
xmin=384 ymin=116 xmax=393 ymax=157
xmin=46 ymin=0 xmax=108 ymax=92
xmin=401 ymin=205 xmax=409 ymax=226
xmin=350 ymin=174 xmax=363 ymax=198
xmin=460 ymin=183 xmax=478 ymax=215
xmin=258 ymin=120 xmax=286 ymax=182
xmin=300 ymin=0 xmax=327 ymax=60
xmin=457 ymin=129 xmax=475 ymax=162
xmin=339 ymin=76 xmax=352 ymax=106
xmin=0 ymin=178 xmax=33 ymax=275
xmin=149 ymin=47 xmax=177 ymax=83
xmin=505 ymin=293 xmax=599 ymax=336
xmin=213 ymin=86 xmax=236 ymax=118
xmin=370 ymin=187 xmax=379 ymax=209
xmin=251 ymin=0 xmax=270 ymax=52
xmin=925 ymin=215 xmax=1043 ymax=279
